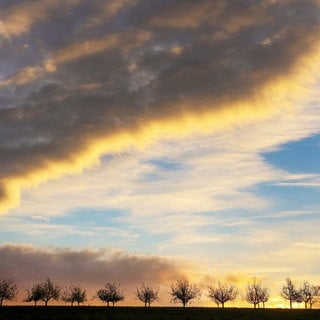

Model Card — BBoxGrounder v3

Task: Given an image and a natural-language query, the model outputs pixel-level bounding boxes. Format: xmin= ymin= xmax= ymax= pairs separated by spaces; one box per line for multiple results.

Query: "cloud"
xmin=3 ymin=243 xmax=317 ymax=307
xmin=0 ymin=104 xmax=318 ymax=305
xmin=274 ymin=182 xmax=320 ymax=188
xmin=0 ymin=0 xmax=80 ymax=38
xmin=0 ymin=1 xmax=320 ymax=213
xmin=0 ymin=244 xmax=181 ymax=305
xmin=2 ymin=94 xmax=320 ymax=258
xmin=8 ymin=96 xmax=320 ymax=217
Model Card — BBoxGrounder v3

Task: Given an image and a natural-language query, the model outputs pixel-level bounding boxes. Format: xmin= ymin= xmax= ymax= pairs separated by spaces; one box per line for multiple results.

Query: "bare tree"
xmin=259 ymin=286 xmax=270 ymax=308
xmin=245 ymin=280 xmax=259 ymax=309
xmin=97 ymin=283 xmax=124 ymax=307
xmin=281 ymin=278 xmax=297 ymax=309
xmin=298 ymin=281 xmax=320 ymax=309
xmin=61 ymin=284 xmax=86 ymax=306
xmin=294 ymin=289 xmax=303 ymax=308
xmin=208 ymin=281 xmax=238 ymax=308
xmin=0 ymin=279 xmax=18 ymax=306
xmin=245 ymin=278 xmax=269 ymax=308
xmin=40 ymin=278 xmax=60 ymax=306
xmin=170 ymin=278 xmax=201 ymax=307
xmin=136 ymin=282 xmax=159 ymax=307
xmin=309 ymin=285 xmax=320 ymax=309
xmin=24 ymin=283 xmax=44 ymax=306
xmin=299 ymin=281 xmax=311 ymax=309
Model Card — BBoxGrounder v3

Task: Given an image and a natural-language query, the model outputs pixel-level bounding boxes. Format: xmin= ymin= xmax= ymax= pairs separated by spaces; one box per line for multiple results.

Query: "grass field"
xmin=1 ymin=307 xmax=320 ymax=320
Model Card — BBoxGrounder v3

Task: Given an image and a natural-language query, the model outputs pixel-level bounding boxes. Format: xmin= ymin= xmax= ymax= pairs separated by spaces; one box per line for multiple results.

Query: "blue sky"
xmin=264 ymin=135 xmax=320 ymax=174
xmin=2 ymin=110 xmax=320 ymax=302
xmin=1 ymin=0 xmax=320 ymax=308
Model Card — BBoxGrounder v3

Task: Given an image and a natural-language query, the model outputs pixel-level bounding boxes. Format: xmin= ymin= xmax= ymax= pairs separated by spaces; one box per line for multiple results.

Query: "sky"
xmin=1 ymin=0 xmax=320 ymax=308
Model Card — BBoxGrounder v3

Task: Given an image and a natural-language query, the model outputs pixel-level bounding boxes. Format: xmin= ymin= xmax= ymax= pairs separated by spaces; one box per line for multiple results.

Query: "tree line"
xmin=0 ymin=277 xmax=319 ymax=308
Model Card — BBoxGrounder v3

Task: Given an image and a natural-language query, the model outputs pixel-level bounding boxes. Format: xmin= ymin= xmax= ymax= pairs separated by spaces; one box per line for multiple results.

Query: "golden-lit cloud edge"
xmin=1 ymin=0 xmax=320 ymax=215
xmin=2 ymin=39 xmax=320 ymax=215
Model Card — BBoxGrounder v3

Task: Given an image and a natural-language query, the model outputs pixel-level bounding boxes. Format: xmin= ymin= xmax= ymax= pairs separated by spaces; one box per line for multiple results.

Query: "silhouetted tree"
xmin=208 ymin=281 xmax=238 ymax=308
xmin=294 ymin=289 xmax=303 ymax=308
xmin=245 ymin=280 xmax=259 ymax=309
xmin=309 ymin=285 xmax=320 ymax=309
xmin=136 ymin=282 xmax=159 ymax=307
xmin=97 ymin=283 xmax=124 ymax=307
xmin=0 ymin=279 xmax=18 ymax=306
xmin=40 ymin=278 xmax=60 ymax=306
xmin=61 ymin=284 xmax=86 ymax=306
xmin=281 ymin=278 xmax=297 ymax=309
xmin=170 ymin=278 xmax=201 ymax=307
xmin=245 ymin=278 xmax=269 ymax=308
xmin=298 ymin=281 xmax=320 ymax=309
xmin=259 ymin=286 xmax=270 ymax=308
xmin=24 ymin=283 xmax=44 ymax=306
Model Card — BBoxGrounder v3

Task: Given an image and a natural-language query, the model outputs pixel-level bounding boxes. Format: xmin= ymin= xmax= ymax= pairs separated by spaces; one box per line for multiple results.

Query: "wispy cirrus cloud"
xmin=3 ymin=93 xmax=320 ymax=277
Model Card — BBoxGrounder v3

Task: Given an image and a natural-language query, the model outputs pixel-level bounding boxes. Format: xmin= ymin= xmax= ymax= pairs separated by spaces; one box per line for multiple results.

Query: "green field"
xmin=1 ymin=307 xmax=320 ymax=320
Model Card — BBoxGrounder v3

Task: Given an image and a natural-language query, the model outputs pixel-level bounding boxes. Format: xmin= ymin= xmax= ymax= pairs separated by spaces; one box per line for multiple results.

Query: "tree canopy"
xmin=96 ymin=283 xmax=124 ymax=307
xmin=0 ymin=279 xmax=18 ymax=306
xmin=245 ymin=278 xmax=269 ymax=308
xmin=208 ymin=281 xmax=238 ymax=308
xmin=24 ymin=278 xmax=60 ymax=307
xmin=61 ymin=284 xmax=86 ymax=306
xmin=136 ymin=283 xmax=159 ymax=307
xmin=170 ymin=278 xmax=201 ymax=307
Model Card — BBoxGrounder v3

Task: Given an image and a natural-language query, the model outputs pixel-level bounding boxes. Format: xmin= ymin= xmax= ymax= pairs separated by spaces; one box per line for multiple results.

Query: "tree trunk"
xmin=0 ymin=299 xmax=3 ymax=307
xmin=290 ymin=300 xmax=292 ymax=309
xmin=221 ymin=302 xmax=225 ymax=308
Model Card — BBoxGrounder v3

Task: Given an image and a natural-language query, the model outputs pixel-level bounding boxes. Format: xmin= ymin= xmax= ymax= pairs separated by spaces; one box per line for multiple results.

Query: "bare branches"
xmin=61 ymin=284 xmax=86 ymax=306
xmin=170 ymin=278 xmax=201 ymax=307
xmin=40 ymin=278 xmax=60 ymax=306
xmin=281 ymin=278 xmax=297 ymax=310
xmin=208 ymin=281 xmax=238 ymax=308
xmin=2 ymin=275 xmax=320 ymax=309
xmin=135 ymin=283 xmax=159 ymax=307
xmin=0 ymin=279 xmax=18 ymax=306
xmin=245 ymin=278 xmax=269 ymax=308
xmin=96 ymin=283 xmax=124 ymax=307
xmin=282 ymin=279 xmax=320 ymax=309
xmin=24 ymin=283 xmax=43 ymax=306
xmin=24 ymin=278 xmax=60 ymax=307
xmin=296 ymin=281 xmax=320 ymax=309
